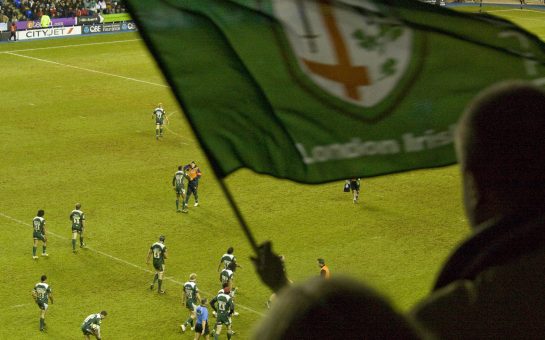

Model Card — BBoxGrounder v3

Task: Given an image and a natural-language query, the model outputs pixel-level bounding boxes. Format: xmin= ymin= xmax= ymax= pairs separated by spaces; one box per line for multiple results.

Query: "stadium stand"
xmin=2 ymin=0 xmax=126 ymax=21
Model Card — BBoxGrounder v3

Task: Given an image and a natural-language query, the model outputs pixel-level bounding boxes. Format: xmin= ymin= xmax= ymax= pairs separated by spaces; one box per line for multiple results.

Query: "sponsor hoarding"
xmin=82 ymin=24 xmax=103 ymax=34
xmin=0 ymin=23 xmax=7 ymax=32
xmin=103 ymin=13 xmax=131 ymax=23
xmin=16 ymin=26 xmax=82 ymax=40
xmin=76 ymin=15 xmax=104 ymax=25
xmin=102 ymin=22 xmax=122 ymax=32
xmin=121 ymin=22 xmax=137 ymax=31
xmin=16 ymin=17 xmax=76 ymax=30
xmin=82 ymin=21 xmax=137 ymax=34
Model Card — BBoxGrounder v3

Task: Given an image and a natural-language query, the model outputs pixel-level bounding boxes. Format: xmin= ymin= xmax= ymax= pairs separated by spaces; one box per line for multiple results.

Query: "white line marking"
xmin=0 ymin=38 xmax=142 ymax=54
xmin=0 ymin=212 xmax=264 ymax=317
xmin=164 ymin=110 xmax=195 ymax=144
xmin=7 ymin=47 xmax=194 ymax=145
xmin=164 ymin=126 xmax=190 ymax=145
xmin=9 ymin=303 xmax=31 ymax=308
xmin=487 ymin=9 xmax=545 ymax=14
xmin=5 ymin=51 xmax=169 ymax=88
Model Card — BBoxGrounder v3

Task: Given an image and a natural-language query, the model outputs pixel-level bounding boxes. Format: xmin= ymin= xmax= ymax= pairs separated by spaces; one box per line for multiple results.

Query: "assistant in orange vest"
xmin=318 ymin=258 xmax=330 ymax=279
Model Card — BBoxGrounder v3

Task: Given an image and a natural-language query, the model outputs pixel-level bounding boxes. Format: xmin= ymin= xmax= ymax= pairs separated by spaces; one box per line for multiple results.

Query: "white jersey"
xmin=220 ymin=269 xmax=234 ymax=284
xmin=219 ymin=253 xmax=236 ymax=269
xmin=154 ymin=107 xmax=165 ymax=119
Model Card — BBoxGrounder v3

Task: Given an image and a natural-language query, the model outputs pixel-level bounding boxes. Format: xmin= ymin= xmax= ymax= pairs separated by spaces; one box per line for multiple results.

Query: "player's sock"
xmin=80 ymin=236 xmax=84 ymax=246
xmin=160 ymin=128 xmax=163 ymax=136
xmin=185 ymin=317 xmax=193 ymax=327
xmin=39 ymin=318 xmax=44 ymax=330
xmin=158 ymin=279 xmax=163 ymax=292
xmin=42 ymin=246 xmax=46 ymax=254
xmin=153 ymin=273 xmax=158 ymax=284
xmin=227 ymin=331 xmax=232 ymax=340
xmin=214 ymin=334 xmax=219 ymax=340
xmin=33 ymin=247 xmax=37 ymax=256
xmin=72 ymin=239 xmax=76 ymax=251
xmin=176 ymin=199 xmax=179 ymax=210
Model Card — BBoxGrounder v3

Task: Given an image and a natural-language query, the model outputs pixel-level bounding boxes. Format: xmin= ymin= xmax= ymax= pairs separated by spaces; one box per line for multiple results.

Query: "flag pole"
xmin=217 ymin=178 xmax=260 ymax=254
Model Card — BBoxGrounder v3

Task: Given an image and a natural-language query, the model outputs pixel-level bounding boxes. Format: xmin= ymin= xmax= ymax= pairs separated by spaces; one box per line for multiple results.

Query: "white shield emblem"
xmin=272 ymin=0 xmax=415 ymax=108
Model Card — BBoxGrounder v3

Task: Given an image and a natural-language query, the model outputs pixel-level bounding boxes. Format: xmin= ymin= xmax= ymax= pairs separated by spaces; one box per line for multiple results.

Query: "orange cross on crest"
xmin=301 ymin=0 xmax=371 ymax=101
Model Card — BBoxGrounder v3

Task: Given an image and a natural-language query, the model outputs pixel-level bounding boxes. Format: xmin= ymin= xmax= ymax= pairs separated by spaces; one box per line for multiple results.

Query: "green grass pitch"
xmin=0 ymin=7 xmax=543 ymax=339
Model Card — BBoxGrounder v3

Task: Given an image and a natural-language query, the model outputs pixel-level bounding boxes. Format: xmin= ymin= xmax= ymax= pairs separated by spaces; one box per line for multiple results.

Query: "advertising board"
xmin=16 ymin=17 xmax=76 ymax=30
xmin=16 ymin=26 xmax=82 ymax=40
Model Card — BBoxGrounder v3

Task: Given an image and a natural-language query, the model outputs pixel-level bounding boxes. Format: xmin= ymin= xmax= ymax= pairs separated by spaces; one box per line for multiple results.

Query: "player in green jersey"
xmin=172 ymin=165 xmax=188 ymax=213
xmin=219 ymin=262 xmax=236 ymax=294
xmin=152 ymin=103 xmax=169 ymax=139
xmin=210 ymin=285 xmax=235 ymax=340
xmin=146 ymin=235 xmax=168 ymax=294
xmin=32 ymin=209 xmax=48 ymax=259
xmin=181 ymin=273 xmax=201 ymax=332
xmin=347 ymin=178 xmax=361 ymax=203
xmin=217 ymin=247 xmax=242 ymax=272
xmin=32 ymin=274 xmax=53 ymax=332
xmin=219 ymin=263 xmax=239 ymax=315
xmin=81 ymin=310 xmax=107 ymax=339
xmin=69 ymin=203 xmax=86 ymax=252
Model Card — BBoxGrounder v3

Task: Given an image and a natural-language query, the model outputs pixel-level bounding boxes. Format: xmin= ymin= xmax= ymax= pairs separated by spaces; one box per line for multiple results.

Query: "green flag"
xmin=126 ymin=0 xmax=545 ymax=183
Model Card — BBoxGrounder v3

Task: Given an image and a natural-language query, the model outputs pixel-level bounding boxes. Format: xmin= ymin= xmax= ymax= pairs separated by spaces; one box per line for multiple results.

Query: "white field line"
xmin=0 ymin=38 xmax=142 ymax=54
xmin=5 ymin=51 xmax=169 ymax=88
xmin=6 ymin=46 xmax=194 ymax=144
xmin=487 ymin=9 xmax=545 ymax=14
xmin=0 ymin=211 xmax=264 ymax=317
xmin=165 ymin=110 xmax=194 ymax=144
xmin=9 ymin=303 xmax=31 ymax=308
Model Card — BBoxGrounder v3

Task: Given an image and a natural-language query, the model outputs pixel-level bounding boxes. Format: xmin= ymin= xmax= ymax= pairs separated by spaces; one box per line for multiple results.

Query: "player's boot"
xmin=181 ymin=324 xmax=186 ymax=332
xmin=41 ymin=253 xmax=49 ymax=257
xmin=194 ymin=202 xmax=199 ymax=207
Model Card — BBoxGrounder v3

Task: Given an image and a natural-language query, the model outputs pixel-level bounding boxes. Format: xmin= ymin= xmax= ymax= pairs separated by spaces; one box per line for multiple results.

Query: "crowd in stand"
xmin=0 ymin=0 xmax=126 ymax=22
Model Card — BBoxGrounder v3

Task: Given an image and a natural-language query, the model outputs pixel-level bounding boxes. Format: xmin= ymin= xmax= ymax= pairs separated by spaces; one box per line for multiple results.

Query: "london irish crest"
xmin=271 ymin=0 xmax=425 ymax=120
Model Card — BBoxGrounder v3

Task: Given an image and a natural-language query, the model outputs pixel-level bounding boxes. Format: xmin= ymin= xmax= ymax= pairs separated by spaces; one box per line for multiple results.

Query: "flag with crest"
xmin=126 ymin=0 xmax=545 ymax=183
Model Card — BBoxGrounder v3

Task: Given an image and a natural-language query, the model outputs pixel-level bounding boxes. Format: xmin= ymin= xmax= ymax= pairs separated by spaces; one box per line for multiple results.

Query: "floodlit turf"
xmin=452 ymin=4 xmax=545 ymax=38
xmin=0 ymin=8 xmax=543 ymax=338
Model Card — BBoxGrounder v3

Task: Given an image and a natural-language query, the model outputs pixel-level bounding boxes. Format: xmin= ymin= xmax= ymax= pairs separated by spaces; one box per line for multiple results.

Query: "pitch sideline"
xmin=5 ymin=51 xmax=169 ymax=88
xmin=0 ymin=38 xmax=142 ymax=54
